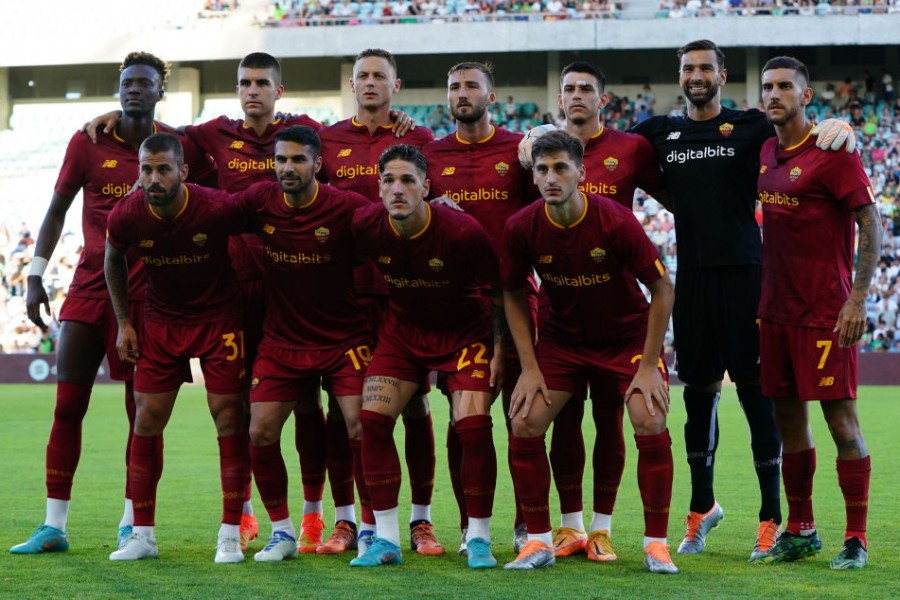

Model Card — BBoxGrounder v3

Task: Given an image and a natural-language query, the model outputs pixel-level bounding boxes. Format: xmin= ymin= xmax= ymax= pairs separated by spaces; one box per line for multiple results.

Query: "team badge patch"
xmin=719 ymin=123 xmax=734 ymax=137
xmin=603 ymin=156 xmax=619 ymax=172
xmin=338 ymin=148 xmax=352 ymax=157
xmin=789 ymin=166 xmax=802 ymax=182
xmin=495 ymin=161 xmax=509 ymax=177
xmin=590 ymin=247 xmax=606 ymax=264
xmin=538 ymin=255 xmax=553 ymax=264
xmin=250 ymin=377 xmax=259 ymax=389
xmin=759 ymin=165 xmax=768 ymax=174
xmin=428 ymin=258 xmax=444 ymax=272
xmin=315 ymin=227 xmax=330 ymax=244
xmin=192 ymin=233 xmax=208 ymax=247
xmin=262 ymin=224 xmax=275 ymax=235
xmin=441 ymin=167 xmax=456 ymax=176
xmin=378 ymin=255 xmax=391 ymax=265
xmin=229 ymin=141 xmax=244 ymax=149
xmin=101 ymin=159 xmax=118 ymax=168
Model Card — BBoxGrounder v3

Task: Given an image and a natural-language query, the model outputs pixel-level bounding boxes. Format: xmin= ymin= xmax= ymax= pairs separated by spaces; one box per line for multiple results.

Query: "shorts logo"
xmin=719 ymin=123 xmax=734 ymax=137
xmin=666 ymin=132 xmax=681 ymax=140
xmin=192 ymin=233 xmax=208 ymax=247
xmin=315 ymin=226 xmax=330 ymax=244
xmin=338 ymin=148 xmax=352 ymax=157
xmin=101 ymin=159 xmax=118 ymax=168
xmin=818 ymin=376 xmax=834 ymax=387
xmin=790 ymin=166 xmax=802 ymax=181
xmin=603 ymin=156 xmax=619 ymax=172
xmin=441 ymin=167 xmax=456 ymax=176
xmin=263 ymin=224 xmax=275 ymax=234
xmin=471 ymin=369 xmax=486 ymax=379
xmin=428 ymin=258 xmax=444 ymax=272
xmin=759 ymin=165 xmax=768 ymax=174
xmin=139 ymin=239 xmax=154 ymax=248
xmin=494 ymin=161 xmax=509 ymax=177
xmin=538 ymin=255 xmax=553 ymax=264
xmin=590 ymin=247 xmax=606 ymax=264
xmin=229 ymin=141 xmax=245 ymax=149
xmin=250 ymin=377 xmax=259 ymax=389
xmin=378 ymin=255 xmax=391 ymax=264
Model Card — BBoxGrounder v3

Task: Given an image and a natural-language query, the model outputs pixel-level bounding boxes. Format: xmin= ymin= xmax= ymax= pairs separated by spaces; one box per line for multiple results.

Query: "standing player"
xmin=318 ymin=48 xmax=439 ymax=556
xmin=350 ymin=145 xmax=504 ymax=570
xmin=105 ymin=133 xmax=249 ymax=562
xmin=755 ymin=56 xmax=879 ymax=569
xmin=234 ymin=126 xmax=374 ymax=562
xmin=423 ymin=60 xmax=536 ymax=555
xmin=502 ymin=131 xmax=677 ymax=574
xmin=11 ymin=52 xmax=178 ymax=555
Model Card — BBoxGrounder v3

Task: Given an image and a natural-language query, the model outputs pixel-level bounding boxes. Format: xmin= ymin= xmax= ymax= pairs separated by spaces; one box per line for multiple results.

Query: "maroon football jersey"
xmin=352 ymin=202 xmax=498 ymax=354
xmin=502 ymin=192 xmax=665 ymax=346
xmin=107 ymin=183 xmax=244 ymax=324
xmin=183 ymin=114 xmax=321 ymax=281
xmin=757 ymin=135 xmax=874 ymax=328
xmin=236 ymin=181 xmax=370 ymax=349
xmin=580 ymin=127 xmax=665 ymax=209
xmin=424 ymin=126 xmax=538 ymax=252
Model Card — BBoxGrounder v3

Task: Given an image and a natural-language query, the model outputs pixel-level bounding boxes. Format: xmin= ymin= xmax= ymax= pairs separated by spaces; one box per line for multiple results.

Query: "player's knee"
xmin=825 ymin=413 xmax=861 ymax=446
xmin=630 ymin=411 xmax=666 ymax=437
xmin=510 ymin=414 xmax=544 ymax=437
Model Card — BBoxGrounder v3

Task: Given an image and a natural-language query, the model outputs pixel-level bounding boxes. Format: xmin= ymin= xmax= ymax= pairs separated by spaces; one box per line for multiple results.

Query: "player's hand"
xmin=517 ymin=124 xmax=556 ymax=169
xmin=25 ymin=276 xmax=52 ymax=330
xmin=82 ymin=110 xmax=122 ymax=143
xmin=834 ymin=298 xmax=866 ymax=348
xmin=428 ymin=195 xmax=464 ymax=212
xmin=811 ymin=118 xmax=856 ymax=153
xmin=508 ymin=367 xmax=549 ymax=420
xmin=116 ymin=321 xmax=140 ymax=364
xmin=624 ymin=364 xmax=669 ymax=417
xmin=388 ymin=109 xmax=417 ymax=137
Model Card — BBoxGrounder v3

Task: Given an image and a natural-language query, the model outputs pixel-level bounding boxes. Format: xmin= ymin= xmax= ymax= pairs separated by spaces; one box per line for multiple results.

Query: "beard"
xmin=450 ymin=101 xmax=487 ymax=124
xmin=766 ymin=104 xmax=800 ymax=126
xmin=143 ymin=182 xmax=180 ymax=207
xmin=683 ymin=80 xmax=720 ymax=109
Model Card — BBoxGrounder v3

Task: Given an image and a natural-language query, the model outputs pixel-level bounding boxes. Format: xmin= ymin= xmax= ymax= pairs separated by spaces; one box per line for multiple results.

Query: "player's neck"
xmin=546 ymin=192 xmax=585 ymax=228
xmin=391 ymin=203 xmax=429 ymax=238
xmin=775 ymin=119 xmax=813 ymax=150
xmin=119 ymin=113 xmax=156 ymax=149
xmin=244 ymin=112 xmax=276 ymax=136
xmin=686 ymin=98 xmax=722 ymax=122
xmin=285 ymin=181 xmax=319 ymax=209
xmin=456 ymin=119 xmax=493 ymax=143
xmin=355 ymin=106 xmax=393 ymax=135
xmin=567 ymin=119 xmax=602 ymax=145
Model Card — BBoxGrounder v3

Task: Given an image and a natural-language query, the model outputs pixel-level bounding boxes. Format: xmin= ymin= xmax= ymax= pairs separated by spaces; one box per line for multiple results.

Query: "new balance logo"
xmin=441 ymin=167 xmax=455 ymax=176
xmin=338 ymin=148 xmax=352 ymax=157
xmin=666 ymin=132 xmax=681 ymax=140
xmin=101 ymin=160 xmax=118 ymax=168
xmin=818 ymin=377 xmax=835 ymax=387
xmin=139 ymin=240 xmax=154 ymax=248
xmin=229 ymin=141 xmax=244 ymax=149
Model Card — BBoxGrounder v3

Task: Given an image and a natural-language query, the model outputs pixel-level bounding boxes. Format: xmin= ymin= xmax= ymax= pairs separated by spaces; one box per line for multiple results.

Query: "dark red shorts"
xmin=250 ymin=340 xmax=373 ymax=402
xmin=240 ymin=279 xmax=264 ymax=375
xmin=367 ymin=327 xmax=494 ymax=394
xmin=760 ymin=319 xmax=856 ymax=401
xmin=537 ymin=336 xmax=667 ymax=400
xmin=135 ymin=318 xmax=246 ymax=394
xmin=59 ymin=295 xmax=143 ymax=381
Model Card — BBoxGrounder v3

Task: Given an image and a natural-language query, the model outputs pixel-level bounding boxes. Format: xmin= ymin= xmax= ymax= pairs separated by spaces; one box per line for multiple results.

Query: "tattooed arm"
xmin=834 ymin=203 xmax=882 ymax=348
xmin=105 ymin=239 xmax=139 ymax=364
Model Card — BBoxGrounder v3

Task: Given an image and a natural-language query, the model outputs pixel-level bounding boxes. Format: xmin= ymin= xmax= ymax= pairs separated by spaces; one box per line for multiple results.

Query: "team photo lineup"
xmin=9 ymin=39 xmax=880 ymax=576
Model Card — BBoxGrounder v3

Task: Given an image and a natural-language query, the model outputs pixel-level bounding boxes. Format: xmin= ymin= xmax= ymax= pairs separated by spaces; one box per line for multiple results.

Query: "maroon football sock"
xmin=403 ymin=412 xmax=436 ymax=506
xmin=549 ymin=399 xmax=585 ymax=514
xmin=350 ymin=438 xmax=374 ymax=524
xmin=326 ymin=412 xmax=355 ymax=508
xmin=456 ymin=415 xmax=496 ymax=519
xmin=360 ymin=411 xmax=401 ymax=511
xmin=46 ymin=381 xmax=92 ymax=500
xmin=447 ymin=423 xmax=467 ymax=530
xmin=509 ymin=434 xmax=551 ymax=534
xmin=592 ymin=400 xmax=626 ymax=515
xmin=250 ymin=442 xmax=290 ymax=522
xmin=782 ymin=448 xmax=816 ymax=534
xmin=837 ymin=456 xmax=870 ymax=546
xmin=243 ymin=415 xmax=253 ymax=503
xmin=130 ymin=434 xmax=163 ymax=527
xmin=635 ymin=430 xmax=674 ymax=539
xmin=124 ymin=381 xmax=136 ymax=500
xmin=295 ymin=408 xmax=326 ymax=504
xmin=219 ymin=433 xmax=249 ymax=526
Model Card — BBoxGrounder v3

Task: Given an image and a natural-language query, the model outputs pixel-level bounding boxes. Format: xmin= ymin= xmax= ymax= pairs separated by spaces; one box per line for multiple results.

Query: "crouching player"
xmin=350 ymin=145 xmax=504 ymax=569
xmin=105 ymin=133 xmax=249 ymax=562
xmin=502 ymin=131 xmax=678 ymax=573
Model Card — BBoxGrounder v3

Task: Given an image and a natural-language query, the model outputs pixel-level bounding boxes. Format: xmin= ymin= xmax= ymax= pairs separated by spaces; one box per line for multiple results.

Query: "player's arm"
xmin=26 ymin=191 xmax=78 ymax=329
xmin=82 ymin=110 xmax=183 ymax=142
xmin=387 ymin=108 xmax=417 ymax=137
xmin=624 ymin=272 xmax=674 ymax=417
xmin=503 ymin=287 xmax=549 ymax=419
xmin=835 ymin=203 xmax=882 ymax=347
xmin=104 ymin=239 xmax=139 ymax=364
xmin=489 ymin=282 xmax=509 ymax=392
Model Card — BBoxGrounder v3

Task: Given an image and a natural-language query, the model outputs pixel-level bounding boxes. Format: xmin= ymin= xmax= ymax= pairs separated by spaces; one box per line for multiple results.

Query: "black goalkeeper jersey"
xmin=632 ymin=107 xmax=774 ymax=272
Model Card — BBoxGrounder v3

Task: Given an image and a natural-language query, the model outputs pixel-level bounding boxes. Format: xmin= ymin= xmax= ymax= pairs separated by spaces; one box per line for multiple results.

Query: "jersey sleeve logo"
xmin=441 ymin=166 xmax=456 ymax=176
xmin=315 ymin=226 xmax=330 ymax=244
xmin=192 ymin=233 xmax=208 ymax=247
xmin=338 ymin=148 xmax=352 ymax=157
xmin=590 ymin=247 xmax=606 ymax=264
xmin=139 ymin=239 xmax=154 ymax=248
xmin=789 ymin=166 xmax=802 ymax=182
xmin=229 ymin=141 xmax=245 ymax=149
xmin=101 ymin=159 xmax=118 ymax=168
xmin=428 ymin=258 xmax=444 ymax=272
xmin=538 ymin=254 xmax=553 ymax=264
xmin=494 ymin=161 xmax=509 ymax=176
xmin=718 ymin=123 xmax=734 ymax=137
xmin=603 ymin=156 xmax=619 ymax=172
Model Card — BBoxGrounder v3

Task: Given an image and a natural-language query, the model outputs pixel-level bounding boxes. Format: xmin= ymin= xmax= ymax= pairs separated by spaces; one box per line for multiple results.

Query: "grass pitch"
xmin=1 ymin=384 xmax=898 ymax=599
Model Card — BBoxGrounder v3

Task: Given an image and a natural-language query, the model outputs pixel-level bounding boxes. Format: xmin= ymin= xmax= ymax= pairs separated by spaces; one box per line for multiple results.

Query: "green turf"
xmin=1 ymin=384 xmax=898 ymax=599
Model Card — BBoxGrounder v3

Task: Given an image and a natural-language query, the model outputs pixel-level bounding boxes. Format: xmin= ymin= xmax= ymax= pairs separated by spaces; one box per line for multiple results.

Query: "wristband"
xmin=28 ymin=256 xmax=49 ymax=278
